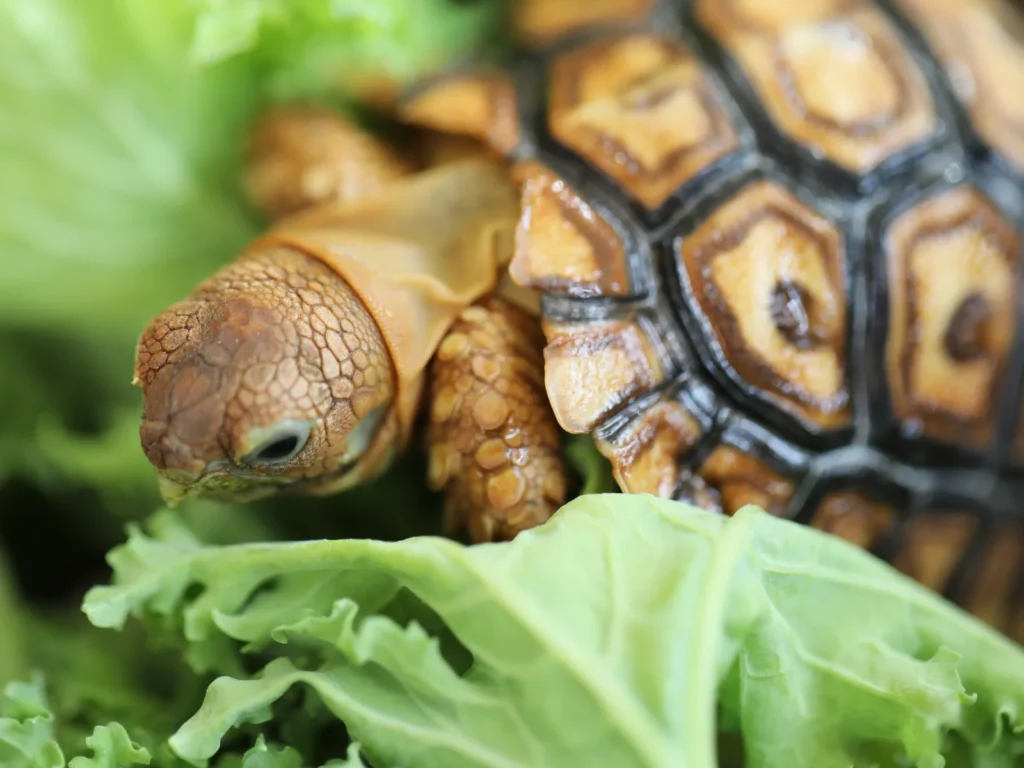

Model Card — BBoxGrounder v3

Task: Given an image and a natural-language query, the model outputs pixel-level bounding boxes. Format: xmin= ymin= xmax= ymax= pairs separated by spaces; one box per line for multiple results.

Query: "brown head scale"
xmin=134 ymin=246 xmax=398 ymax=505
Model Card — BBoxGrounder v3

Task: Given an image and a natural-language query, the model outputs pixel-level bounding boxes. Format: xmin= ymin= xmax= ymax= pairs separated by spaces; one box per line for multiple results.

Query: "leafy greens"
xmin=188 ymin=0 xmax=506 ymax=100
xmin=71 ymin=496 xmax=1024 ymax=768
xmin=2 ymin=2 xmax=1024 ymax=768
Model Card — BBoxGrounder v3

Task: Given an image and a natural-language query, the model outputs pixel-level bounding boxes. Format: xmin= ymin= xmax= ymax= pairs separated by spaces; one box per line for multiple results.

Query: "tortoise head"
xmin=133 ymin=246 xmax=398 ymax=506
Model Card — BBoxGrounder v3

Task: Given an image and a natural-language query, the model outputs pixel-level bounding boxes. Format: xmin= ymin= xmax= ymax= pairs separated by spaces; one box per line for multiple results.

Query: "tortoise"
xmin=133 ymin=0 xmax=1024 ymax=641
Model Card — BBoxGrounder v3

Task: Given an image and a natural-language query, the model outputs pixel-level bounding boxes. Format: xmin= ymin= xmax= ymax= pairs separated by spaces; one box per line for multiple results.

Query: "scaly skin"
xmin=244 ymin=107 xmax=413 ymax=219
xmin=426 ymin=296 xmax=568 ymax=542
xmin=136 ymin=246 xmax=399 ymax=503
xmin=135 ymin=107 xmax=568 ymax=539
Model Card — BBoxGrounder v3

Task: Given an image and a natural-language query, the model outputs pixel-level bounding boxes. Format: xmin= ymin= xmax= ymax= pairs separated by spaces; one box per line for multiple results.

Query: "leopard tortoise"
xmin=133 ymin=0 xmax=1024 ymax=641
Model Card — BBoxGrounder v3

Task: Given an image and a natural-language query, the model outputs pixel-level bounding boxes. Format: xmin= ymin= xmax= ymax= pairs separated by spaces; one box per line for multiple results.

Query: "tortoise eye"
xmin=255 ymin=436 xmax=300 ymax=462
xmin=241 ymin=421 xmax=311 ymax=467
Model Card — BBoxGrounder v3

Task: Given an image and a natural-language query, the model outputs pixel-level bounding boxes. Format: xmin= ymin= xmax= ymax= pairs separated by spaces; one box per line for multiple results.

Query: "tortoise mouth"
xmin=155 ymin=465 xmax=297 ymax=507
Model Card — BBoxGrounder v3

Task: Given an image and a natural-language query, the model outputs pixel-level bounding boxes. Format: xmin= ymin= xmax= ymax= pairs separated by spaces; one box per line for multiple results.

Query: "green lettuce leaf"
xmin=83 ymin=496 xmax=1024 ymax=768
xmin=7 ymin=611 xmax=206 ymax=768
xmin=564 ymin=435 xmax=617 ymax=496
xmin=218 ymin=735 xmax=368 ymax=768
xmin=1 ymin=669 xmax=366 ymax=768
xmin=0 ymin=0 xmax=261 ymax=523
xmin=0 ymin=0 xmax=261 ymax=337
xmin=67 ymin=724 xmax=151 ymax=768
xmin=188 ymin=0 xmax=507 ymax=100
xmin=0 ymin=674 xmax=151 ymax=768
xmin=1 ymin=674 xmax=64 ymax=768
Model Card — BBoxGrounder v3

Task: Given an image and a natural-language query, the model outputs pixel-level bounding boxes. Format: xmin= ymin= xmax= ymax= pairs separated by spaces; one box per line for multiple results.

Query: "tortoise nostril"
xmin=139 ymin=417 xmax=213 ymax=475
xmin=140 ymin=420 xmax=169 ymax=468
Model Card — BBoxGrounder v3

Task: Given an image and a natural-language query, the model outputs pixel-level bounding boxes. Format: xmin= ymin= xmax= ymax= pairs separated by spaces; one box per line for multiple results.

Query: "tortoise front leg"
xmin=241 ymin=106 xmax=565 ymax=539
xmin=243 ymin=106 xmax=414 ymax=220
xmin=424 ymin=296 xmax=569 ymax=543
xmin=242 ymin=106 xmax=501 ymax=223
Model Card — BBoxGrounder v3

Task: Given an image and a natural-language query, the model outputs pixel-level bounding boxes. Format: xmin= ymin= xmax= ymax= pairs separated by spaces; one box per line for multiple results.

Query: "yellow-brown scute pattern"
xmin=487 ymin=0 xmax=1024 ymax=636
xmin=894 ymin=0 xmax=1024 ymax=172
xmin=698 ymin=0 xmax=937 ymax=173
xmin=548 ymin=33 xmax=740 ymax=210
xmin=677 ymin=180 xmax=851 ymax=432
xmin=886 ymin=187 xmax=1020 ymax=449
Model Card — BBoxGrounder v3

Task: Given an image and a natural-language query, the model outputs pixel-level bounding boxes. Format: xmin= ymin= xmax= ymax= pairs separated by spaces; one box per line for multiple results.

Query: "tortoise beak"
xmin=157 ymin=474 xmax=199 ymax=508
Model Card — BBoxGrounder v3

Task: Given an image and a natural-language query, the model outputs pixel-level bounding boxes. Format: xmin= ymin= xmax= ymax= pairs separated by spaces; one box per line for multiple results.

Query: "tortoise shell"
xmin=400 ymin=0 xmax=1024 ymax=638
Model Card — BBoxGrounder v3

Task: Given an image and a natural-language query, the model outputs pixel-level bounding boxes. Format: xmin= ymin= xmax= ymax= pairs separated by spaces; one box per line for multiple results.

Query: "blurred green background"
xmin=0 ymin=0 xmax=513 ymax=686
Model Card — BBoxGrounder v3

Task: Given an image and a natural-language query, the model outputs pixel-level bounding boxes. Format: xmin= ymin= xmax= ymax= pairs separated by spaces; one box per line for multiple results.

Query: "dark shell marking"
xmin=400 ymin=0 xmax=1024 ymax=640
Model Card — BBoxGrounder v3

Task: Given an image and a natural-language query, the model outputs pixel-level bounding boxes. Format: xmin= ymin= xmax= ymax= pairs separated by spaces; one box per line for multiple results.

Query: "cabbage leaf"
xmin=0 ymin=673 xmax=369 ymax=768
xmin=189 ymin=0 xmax=506 ymax=100
xmin=83 ymin=496 xmax=1024 ymax=768
xmin=0 ymin=674 xmax=151 ymax=768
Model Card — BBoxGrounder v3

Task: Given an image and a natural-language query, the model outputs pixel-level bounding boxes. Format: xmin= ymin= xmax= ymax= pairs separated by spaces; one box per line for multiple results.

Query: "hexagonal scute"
xmin=541 ymin=315 xmax=669 ymax=435
xmin=548 ymin=33 xmax=741 ymax=212
xmin=509 ymin=162 xmax=633 ymax=297
xmin=960 ymin=516 xmax=1024 ymax=644
xmin=696 ymin=0 xmax=937 ymax=176
xmin=893 ymin=0 xmax=1024 ymax=173
xmin=882 ymin=186 xmax=1020 ymax=450
xmin=891 ymin=511 xmax=977 ymax=594
xmin=675 ymin=179 xmax=852 ymax=433
xmin=688 ymin=444 xmax=797 ymax=516
xmin=512 ymin=0 xmax=655 ymax=48
xmin=809 ymin=490 xmax=895 ymax=550
xmin=400 ymin=71 xmax=521 ymax=156
xmin=890 ymin=507 xmax=1023 ymax=642
xmin=594 ymin=394 xmax=705 ymax=497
